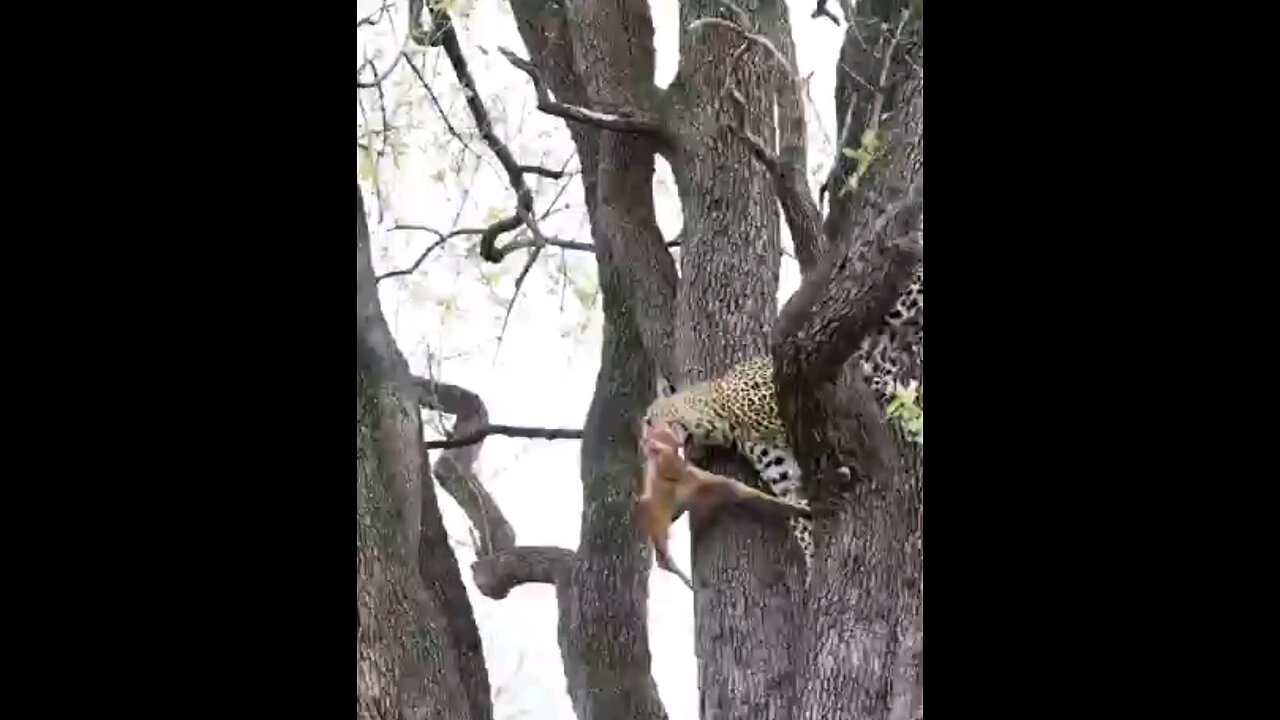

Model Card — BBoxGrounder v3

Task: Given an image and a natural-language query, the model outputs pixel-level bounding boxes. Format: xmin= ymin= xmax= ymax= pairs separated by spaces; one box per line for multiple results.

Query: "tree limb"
xmin=426 ymin=8 xmax=547 ymax=265
xmin=424 ymin=424 xmax=584 ymax=450
xmin=812 ymin=0 xmax=842 ymax=25
xmin=497 ymin=47 xmax=670 ymax=138
xmin=470 ymin=546 xmax=576 ymax=599
xmin=772 ymin=176 xmax=922 ymax=387
xmin=709 ymin=9 xmax=828 ymax=275
xmin=519 ymin=164 xmax=568 ymax=179
xmin=414 ymin=376 xmax=521 ymax=559
xmin=725 ymin=96 xmax=828 ymax=276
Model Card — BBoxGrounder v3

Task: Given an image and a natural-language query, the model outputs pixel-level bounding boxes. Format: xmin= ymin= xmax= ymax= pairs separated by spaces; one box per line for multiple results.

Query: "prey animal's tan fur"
xmin=636 ymin=421 xmax=812 ymax=589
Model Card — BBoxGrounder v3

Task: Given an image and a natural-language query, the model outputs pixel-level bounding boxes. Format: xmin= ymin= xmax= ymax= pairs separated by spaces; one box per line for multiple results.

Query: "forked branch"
xmin=772 ymin=176 xmax=922 ymax=385
xmin=426 ymin=8 xmax=552 ymax=265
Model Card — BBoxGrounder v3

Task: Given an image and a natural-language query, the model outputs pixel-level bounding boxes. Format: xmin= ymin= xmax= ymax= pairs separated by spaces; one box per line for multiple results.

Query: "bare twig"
xmin=378 ymin=237 xmax=448 ymax=283
xmin=496 ymin=47 xmax=668 ymax=135
xmin=375 ymin=225 xmax=490 ymax=282
xmin=424 ymin=424 xmax=584 ymax=450
xmin=494 ymin=210 xmax=546 ymax=351
xmin=357 ymin=0 xmax=396 ymax=28
xmin=402 ymin=50 xmax=481 ymax=160
xmin=356 ymin=39 xmax=409 ymax=88
xmin=839 ymin=61 xmax=879 ymax=94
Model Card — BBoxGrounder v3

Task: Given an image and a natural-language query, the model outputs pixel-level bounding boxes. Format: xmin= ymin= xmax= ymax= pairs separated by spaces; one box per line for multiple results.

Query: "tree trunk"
xmin=455 ymin=4 xmax=675 ymax=718
xmin=369 ymin=0 xmax=926 ymax=717
xmin=357 ymin=185 xmax=493 ymax=720
xmin=667 ymin=1 xmax=804 ymax=717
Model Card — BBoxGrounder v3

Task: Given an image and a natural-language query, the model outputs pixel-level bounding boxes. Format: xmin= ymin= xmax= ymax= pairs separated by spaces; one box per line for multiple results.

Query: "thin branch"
xmin=428 ymin=9 xmax=553 ymax=269
xmin=493 ymin=209 xmax=545 ymax=352
xmin=378 ymin=237 xmax=448 ymax=283
xmin=357 ymin=0 xmax=396 ymax=28
xmin=520 ymin=164 xmax=567 ymax=179
xmin=471 ymin=546 xmax=576 ymax=599
xmin=375 ymin=225 xmax=489 ymax=282
xmin=496 ymin=47 xmax=668 ymax=136
xmin=402 ymin=50 xmax=481 ymax=160
xmin=500 ymin=235 xmax=681 ymax=256
xmin=424 ymin=424 xmax=584 ymax=450
xmin=356 ymin=39 xmax=409 ymax=88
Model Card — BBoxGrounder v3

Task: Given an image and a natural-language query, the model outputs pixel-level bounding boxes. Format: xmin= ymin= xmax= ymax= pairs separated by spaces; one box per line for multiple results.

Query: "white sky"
xmin=358 ymin=2 xmax=847 ymax=717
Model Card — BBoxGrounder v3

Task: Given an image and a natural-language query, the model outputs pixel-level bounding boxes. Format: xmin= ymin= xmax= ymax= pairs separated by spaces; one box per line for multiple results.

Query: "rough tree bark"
xmin=769 ymin=2 xmax=924 ymax=719
xmin=357 ymin=185 xmax=493 ymax=720
xmin=359 ymin=0 xmax=924 ymax=716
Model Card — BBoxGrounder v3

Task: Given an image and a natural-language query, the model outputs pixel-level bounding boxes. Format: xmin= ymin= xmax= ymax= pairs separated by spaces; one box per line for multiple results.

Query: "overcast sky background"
xmin=358 ymin=1 xmax=847 ymax=716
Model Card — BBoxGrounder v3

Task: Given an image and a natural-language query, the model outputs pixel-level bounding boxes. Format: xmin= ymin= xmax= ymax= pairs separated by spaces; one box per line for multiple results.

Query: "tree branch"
xmin=424 ymin=424 xmax=584 ymax=450
xmin=415 ymin=376 xmax=515 ymax=558
xmin=812 ymin=0 xmax=842 ymax=24
xmin=709 ymin=9 xmax=828 ymax=275
xmin=426 ymin=8 xmax=548 ymax=266
xmin=376 ymin=223 xmax=493 ymax=282
xmin=520 ymin=164 xmax=568 ymax=179
xmin=413 ymin=376 xmax=579 ymax=558
xmin=772 ymin=177 xmax=922 ymax=387
xmin=725 ymin=94 xmax=828 ymax=276
xmin=356 ymin=39 xmax=409 ymax=88
xmin=470 ymin=546 xmax=576 ymax=599
xmin=496 ymin=47 xmax=669 ymax=137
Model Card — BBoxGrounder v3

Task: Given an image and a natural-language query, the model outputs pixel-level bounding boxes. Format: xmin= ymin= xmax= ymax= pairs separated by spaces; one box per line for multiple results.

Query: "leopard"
xmin=642 ymin=262 xmax=923 ymax=576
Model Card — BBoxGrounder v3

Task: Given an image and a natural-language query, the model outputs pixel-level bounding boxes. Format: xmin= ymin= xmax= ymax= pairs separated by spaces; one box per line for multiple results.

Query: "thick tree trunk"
xmin=666 ymin=1 xmax=803 ymax=717
xmin=453 ymin=4 xmax=674 ymax=718
xmin=770 ymin=1 xmax=925 ymax=717
xmin=357 ymin=185 xmax=492 ymax=720
xmin=556 ymin=257 xmax=670 ymax=720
